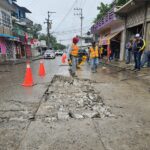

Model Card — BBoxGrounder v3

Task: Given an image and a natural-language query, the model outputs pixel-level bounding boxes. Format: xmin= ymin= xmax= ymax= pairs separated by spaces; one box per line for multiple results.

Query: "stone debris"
xmin=69 ymin=111 xmax=84 ymax=119
xmin=82 ymin=111 xmax=100 ymax=118
xmin=57 ymin=112 xmax=70 ymax=120
xmin=42 ymin=75 xmax=114 ymax=121
xmin=44 ymin=117 xmax=57 ymax=123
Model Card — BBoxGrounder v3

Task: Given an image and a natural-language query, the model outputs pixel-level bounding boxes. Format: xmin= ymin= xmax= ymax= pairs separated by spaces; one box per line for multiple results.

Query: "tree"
xmin=53 ymin=43 xmax=66 ymax=50
xmin=94 ymin=0 xmax=130 ymax=23
xmin=115 ymin=0 xmax=130 ymax=6
xmin=39 ymin=33 xmax=66 ymax=50
xmin=94 ymin=2 xmax=111 ymax=23
xmin=29 ymin=23 xmax=42 ymax=39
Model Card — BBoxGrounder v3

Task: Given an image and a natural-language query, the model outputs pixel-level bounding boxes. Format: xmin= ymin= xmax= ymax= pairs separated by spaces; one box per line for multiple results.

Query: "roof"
xmin=99 ymin=31 xmax=121 ymax=45
xmin=20 ymin=7 xmax=31 ymax=13
xmin=115 ymin=0 xmax=148 ymax=14
xmin=13 ymin=3 xmax=31 ymax=13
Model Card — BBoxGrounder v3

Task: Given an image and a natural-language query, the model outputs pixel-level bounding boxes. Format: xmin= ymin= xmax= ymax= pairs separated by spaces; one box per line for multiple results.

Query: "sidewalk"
xmin=0 ymin=55 xmax=43 ymax=65
xmin=102 ymin=59 xmax=150 ymax=70
xmin=102 ymin=60 xmax=150 ymax=84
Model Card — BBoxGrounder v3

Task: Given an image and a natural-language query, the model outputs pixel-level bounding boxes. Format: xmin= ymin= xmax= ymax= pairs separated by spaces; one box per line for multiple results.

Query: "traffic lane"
xmin=0 ymin=57 xmax=67 ymax=150
xmin=0 ymin=57 xmax=65 ymax=101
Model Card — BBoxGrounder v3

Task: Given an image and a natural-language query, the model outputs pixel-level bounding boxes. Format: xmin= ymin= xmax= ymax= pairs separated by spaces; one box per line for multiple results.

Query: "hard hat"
xmin=73 ymin=37 xmax=79 ymax=44
xmin=135 ymin=33 xmax=140 ymax=38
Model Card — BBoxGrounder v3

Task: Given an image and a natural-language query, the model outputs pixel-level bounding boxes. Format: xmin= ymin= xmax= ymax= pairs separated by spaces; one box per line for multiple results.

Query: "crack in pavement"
xmin=15 ymin=81 xmax=52 ymax=150
xmin=92 ymin=120 xmax=108 ymax=150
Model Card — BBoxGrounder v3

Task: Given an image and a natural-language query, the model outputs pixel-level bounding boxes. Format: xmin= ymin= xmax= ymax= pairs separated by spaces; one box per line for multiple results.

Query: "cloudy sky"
xmin=17 ymin=0 xmax=112 ymax=45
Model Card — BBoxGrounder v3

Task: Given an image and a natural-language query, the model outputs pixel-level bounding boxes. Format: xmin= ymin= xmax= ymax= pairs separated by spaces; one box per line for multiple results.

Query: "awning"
xmin=99 ymin=31 xmax=121 ymax=46
xmin=0 ymin=34 xmax=18 ymax=40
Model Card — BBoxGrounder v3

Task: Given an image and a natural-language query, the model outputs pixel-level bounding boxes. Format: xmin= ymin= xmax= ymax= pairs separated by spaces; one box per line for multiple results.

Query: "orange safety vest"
xmin=90 ymin=46 xmax=99 ymax=58
xmin=71 ymin=44 xmax=79 ymax=56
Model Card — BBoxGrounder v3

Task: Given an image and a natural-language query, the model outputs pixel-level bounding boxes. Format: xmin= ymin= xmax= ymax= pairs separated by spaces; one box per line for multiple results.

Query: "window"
xmin=1 ymin=11 xmax=11 ymax=28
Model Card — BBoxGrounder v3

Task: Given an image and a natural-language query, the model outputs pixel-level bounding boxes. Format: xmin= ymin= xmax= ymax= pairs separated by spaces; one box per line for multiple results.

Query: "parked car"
xmin=44 ymin=50 xmax=56 ymax=59
xmin=55 ymin=50 xmax=63 ymax=56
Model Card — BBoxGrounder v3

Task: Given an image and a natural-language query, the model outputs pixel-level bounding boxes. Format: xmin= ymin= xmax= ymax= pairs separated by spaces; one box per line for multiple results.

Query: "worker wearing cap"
xmin=68 ymin=36 xmax=79 ymax=76
xmin=133 ymin=34 xmax=146 ymax=71
xmin=89 ymin=41 xmax=99 ymax=73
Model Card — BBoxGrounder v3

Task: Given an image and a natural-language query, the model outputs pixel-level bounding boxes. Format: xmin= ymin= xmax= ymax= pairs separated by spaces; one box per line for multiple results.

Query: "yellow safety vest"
xmin=140 ymin=39 xmax=146 ymax=52
xmin=71 ymin=44 xmax=79 ymax=56
xmin=90 ymin=46 xmax=99 ymax=58
xmin=100 ymin=47 xmax=104 ymax=55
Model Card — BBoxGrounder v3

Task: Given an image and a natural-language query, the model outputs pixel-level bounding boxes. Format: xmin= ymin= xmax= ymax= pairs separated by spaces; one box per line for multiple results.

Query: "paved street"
xmin=0 ymin=58 xmax=150 ymax=150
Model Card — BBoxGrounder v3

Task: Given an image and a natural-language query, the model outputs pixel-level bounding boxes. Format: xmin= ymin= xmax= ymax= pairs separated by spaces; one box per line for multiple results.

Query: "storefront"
xmin=99 ymin=31 xmax=122 ymax=59
xmin=14 ymin=42 xmax=32 ymax=59
xmin=0 ymin=34 xmax=18 ymax=61
xmin=91 ymin=9 xmax=125 ymax=61
xmin=116 ymin=0 xmax=150 ymax=57
xmin=0 ymin=34 xmax=32 ymax=62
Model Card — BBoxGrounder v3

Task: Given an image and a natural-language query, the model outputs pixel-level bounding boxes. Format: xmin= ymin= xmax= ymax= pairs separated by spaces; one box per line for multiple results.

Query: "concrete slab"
xmin=19 ymin=119 xmax=105 ymax=150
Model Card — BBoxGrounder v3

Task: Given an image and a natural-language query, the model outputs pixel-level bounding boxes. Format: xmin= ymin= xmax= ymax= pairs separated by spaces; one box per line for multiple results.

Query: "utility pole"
xmin=44 ymin=11 xmax=56 ymax=49
xmin=59 ymin=40 xmax=62 ymax=44
xmin=74 ymin=8 xmax=84 ymax=47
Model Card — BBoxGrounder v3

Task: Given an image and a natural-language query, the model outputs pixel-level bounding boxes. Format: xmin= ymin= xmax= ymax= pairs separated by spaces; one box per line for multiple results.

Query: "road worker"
xmin=89 ymin=41 xmax=99 ymax=73
xmin=68 ymin=36 xmax=79 ymax=76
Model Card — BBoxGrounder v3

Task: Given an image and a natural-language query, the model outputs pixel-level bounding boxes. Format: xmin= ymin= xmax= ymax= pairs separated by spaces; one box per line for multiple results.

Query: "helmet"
xmin=72 ymin=37 xmax=79 ymax=44
xmin=135 ymin=34 xmax=140 ymax=38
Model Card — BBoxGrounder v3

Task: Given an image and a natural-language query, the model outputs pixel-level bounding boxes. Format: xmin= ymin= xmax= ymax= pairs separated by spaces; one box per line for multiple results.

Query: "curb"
xmin=102 ymin=62 xmax=134 ymax=72
xmin=0 ymin=56 xmax=43 ymax=65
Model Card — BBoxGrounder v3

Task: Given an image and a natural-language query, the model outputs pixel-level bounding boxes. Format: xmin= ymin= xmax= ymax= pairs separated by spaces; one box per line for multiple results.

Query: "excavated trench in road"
xmin=36 ymin=75 xmax=115 ymax=122
xmin=0 ymin=75 xmax=117 ymax=149
xmin=0 ymin=75 xmax=116 ymax=124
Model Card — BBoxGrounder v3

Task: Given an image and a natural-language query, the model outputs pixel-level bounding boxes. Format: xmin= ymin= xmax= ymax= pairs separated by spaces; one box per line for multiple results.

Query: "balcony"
xmin=14 ymin=17 xmax=33 ymax=28
xmin=91 ymin=9 xmax=122 ymax=34
xmin=19 ymin=18 xmax=33 ymax=27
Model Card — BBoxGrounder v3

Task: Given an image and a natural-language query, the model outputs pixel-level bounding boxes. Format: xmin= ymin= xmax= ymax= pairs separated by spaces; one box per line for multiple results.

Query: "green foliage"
xmin=94 ymin=2 xmax=111 ymax=23
xmin=39 ymin=33 xmax=66 ymax=50
xmin=53 ymin=43 xmax=66 ymax=50
xmin=29 ymin=23 xmax=42 ymax=39
xmin=38 ymin=33 xmax=47 ymax=41
xmin=94 ymin=0 xmax=130 ymax=23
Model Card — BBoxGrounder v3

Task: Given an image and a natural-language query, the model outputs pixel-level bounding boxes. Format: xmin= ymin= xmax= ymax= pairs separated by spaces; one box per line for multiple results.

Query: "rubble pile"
xmin=38 ymin=75 xmax=114 ymax=122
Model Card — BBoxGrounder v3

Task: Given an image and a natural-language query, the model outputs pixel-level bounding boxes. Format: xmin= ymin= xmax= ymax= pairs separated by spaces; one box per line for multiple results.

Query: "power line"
xmin=54 ymin=0 xmax=77 ymax=32
xmin=52 ymin=25 xmax=90 ymax=33
xmin=44 ymin=11 xmax=56 ymax=48
xmin=52 ymin=29 xmax=87 ymax=36
xmin=74 ymin=8 xmax=84 ymax=46
xmin=82 ymin=0 xmax=87 ymax=9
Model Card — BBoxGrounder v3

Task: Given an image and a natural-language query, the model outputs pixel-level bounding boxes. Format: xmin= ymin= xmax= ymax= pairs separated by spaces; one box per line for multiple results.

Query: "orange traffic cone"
xmin=22 ymin=62 xmax=34 ymax=87
xmin=39 ymin=60 xmax=46 ymax=77
xmin=61 ymin=53 xmax=67 ymax=64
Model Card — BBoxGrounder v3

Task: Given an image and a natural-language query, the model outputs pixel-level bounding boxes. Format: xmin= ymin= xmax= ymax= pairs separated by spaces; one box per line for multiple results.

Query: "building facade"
xmin=0 ymin=0 xmax=33 ymax=62
xmin=116 ymin=0 xmax=150 ymax=58
xmin=91 ymin=8 xmax=125 ymax=60
xmin=12 ymin=2 xmax=33 ymax=59
xmin=0 ymin=0 xmax=17 ymax=62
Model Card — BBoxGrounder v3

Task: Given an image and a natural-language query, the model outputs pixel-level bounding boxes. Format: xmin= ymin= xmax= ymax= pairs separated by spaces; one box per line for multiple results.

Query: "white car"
xmin=55 ymin=50 xmax=63 ymax=56
xmin=44 ymin=50 xmax=56 ymax=59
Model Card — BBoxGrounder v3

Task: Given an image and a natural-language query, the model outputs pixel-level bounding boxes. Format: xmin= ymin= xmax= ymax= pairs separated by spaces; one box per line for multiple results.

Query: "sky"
xmin=17 ymin=0 xmax=112 ymax=45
